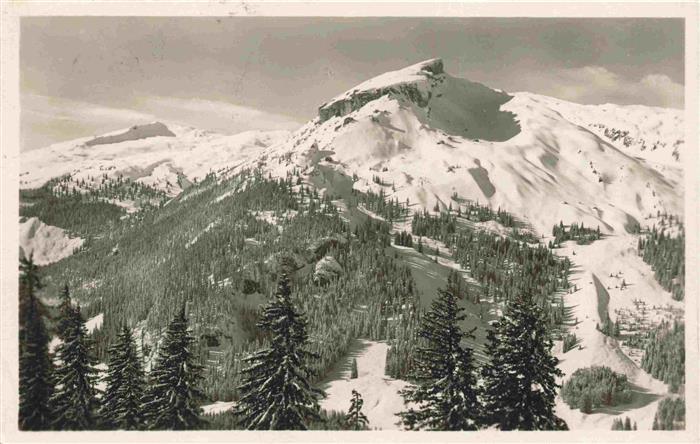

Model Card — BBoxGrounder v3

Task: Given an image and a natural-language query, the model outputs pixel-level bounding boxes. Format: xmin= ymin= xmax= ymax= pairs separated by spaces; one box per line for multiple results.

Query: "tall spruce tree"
xmin=346 ymin=390 xmax=369 ymax=430
xmin=234 ymin=272 xmax=323 ymax=430
xmin=56 ymin=284 xmax=75 ymax=341
xmin=51 ymin=297 xmax=100 ymax=430
xmin=398 ymin=288 xmax=481 ymax=430
xmin=101 ymin=325 xmax=146 ymax=430
xmin=481 ymin=293 xmax=567 ymax=430
xmin=18 ymin=256 xmax=55 ymax=430
xmin=141 ymin=306 xmax=205 ymax=430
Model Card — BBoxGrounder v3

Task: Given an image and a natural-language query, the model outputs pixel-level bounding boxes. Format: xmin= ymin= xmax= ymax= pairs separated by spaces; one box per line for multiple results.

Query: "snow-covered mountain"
xmin=245 ymin=58 xmax=683 ymax=237
xmin=20 ymin=59 xmax=685 ymax=430
xmin=21 ymin=59 xmax=683 ymax=238
xmin=20 ymin=122 xmax=290 ymax=196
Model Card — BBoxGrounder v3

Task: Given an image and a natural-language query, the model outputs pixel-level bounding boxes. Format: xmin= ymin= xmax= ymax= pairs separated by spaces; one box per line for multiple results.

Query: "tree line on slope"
xmin=652 ymin=397 xmax=685 ymax=430
xmin=638 ymin=223 xmax=685 ymax=301
xmin=20 ymin=184 xmax=125 ymax=240
xmin=450 ymin=229 xmax=571 ymax=327
xmin=641 ymin=320 xmax=684 ymax=393
xmin=550 ymin=221 xmax=602 ymax=246
xmin=49 ymin=173 xmax=169 ymax=208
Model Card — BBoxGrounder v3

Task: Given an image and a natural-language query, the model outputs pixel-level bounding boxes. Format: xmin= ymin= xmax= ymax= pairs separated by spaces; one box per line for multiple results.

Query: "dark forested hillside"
xmin=26 ymin=169 xmax=424 ymax=400
xmin=641 ymin=321 xmax=684 ymax=393
xmin=638 ymin=218 xmax=685 ymax=301
xmin=25 ymin=157 xmax=576 ymax=407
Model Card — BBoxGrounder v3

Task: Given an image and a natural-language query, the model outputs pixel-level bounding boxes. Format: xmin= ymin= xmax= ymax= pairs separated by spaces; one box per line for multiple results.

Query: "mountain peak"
xmin=317 ymin=58 xmax=520 ymax=143
xmin=318 ymin=58 xmax=444 ymax=122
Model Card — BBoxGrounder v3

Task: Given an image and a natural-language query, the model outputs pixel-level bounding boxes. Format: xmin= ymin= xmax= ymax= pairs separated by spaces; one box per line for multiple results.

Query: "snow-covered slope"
xmin=241 ymin=59 xmax=683 ymax=237
xmin=19 ymin=217 xmax=84 ymax=266
xmin=321 ymin=340 xmax=409 ymax=430
xmin=552 ymin=235 xmax=682 ymax=430
xmin=20 ymin=122 xmax=290 ymax=196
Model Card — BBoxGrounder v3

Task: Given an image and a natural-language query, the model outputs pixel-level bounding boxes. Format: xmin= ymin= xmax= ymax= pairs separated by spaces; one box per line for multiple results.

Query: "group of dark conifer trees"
xmin=560 ymin=366 xmax=631 ymax=413
xmin=18 ymin=256 xmax=206 ymax=431
xmin=638 ymin=224 xmax=685 ymax=301
xmin=641 ymin=321 xmax=684 ymax=393
xmin=611 ymin=416 xmax=637 ymax=430
xmin=398 ymin=287 xmax=567 ymax=431
xmin=652 ymin=397 xmax=685 ymax=430
xmin=550 ymin=221 xmax=601 ymax=246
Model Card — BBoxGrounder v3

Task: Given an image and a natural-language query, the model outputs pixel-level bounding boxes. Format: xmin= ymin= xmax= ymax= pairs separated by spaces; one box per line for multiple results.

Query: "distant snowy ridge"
xmin=20 ymin=122 xmax=291 ymax=195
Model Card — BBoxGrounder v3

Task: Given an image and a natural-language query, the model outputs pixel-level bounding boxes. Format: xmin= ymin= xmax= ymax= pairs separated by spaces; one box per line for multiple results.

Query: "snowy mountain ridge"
xmin=245 ymin=59 xmax=684 ymax=237
xmin=20 ymin=121 xmax=290 ymax=196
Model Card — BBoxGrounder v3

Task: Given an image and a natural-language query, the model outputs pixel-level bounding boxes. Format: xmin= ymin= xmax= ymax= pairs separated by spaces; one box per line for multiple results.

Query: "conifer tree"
xmin=142 ymin=306 xmax=205 ymax=430
xmin=346 ymin=390 xmax=369 ymax=430
xmin=234 ymin=271 xmax=322 ymax=430
xmin=18 ymin=256 xmax=54 ymax=430
xmin=56 ymin=284 xmax=75 ymax=341
xmin=398 ymin=288 xmax=481 ymax=430
xmin=350 ymin=358 xmax=358 ymax=379
xmin=101 ymin=325 xmax=145 ymax=430
xmin=51 ymin=297 xmax=100 ymax=430
xmin=481 ymin=293 xmax=567 ymax=430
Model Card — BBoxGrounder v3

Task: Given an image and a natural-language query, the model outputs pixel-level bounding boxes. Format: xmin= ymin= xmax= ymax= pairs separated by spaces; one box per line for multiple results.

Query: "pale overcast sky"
xmin=21 ymin=17 xmax=684 ymax=150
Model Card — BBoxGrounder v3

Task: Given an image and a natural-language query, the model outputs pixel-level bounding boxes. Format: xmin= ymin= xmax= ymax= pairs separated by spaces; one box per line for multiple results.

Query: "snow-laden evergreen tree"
xmin=141 ymin=306 xmax=205 ymax=430
xmin=398 ymin=288 xmax=481 ymax=430
xmin=346 ymin=389 xmax=369 ymax=430
xmin=234 ymin=271 xmax=323 ymax=430
xmin=481 ymin=293 xmax=567 ymax=430
xmin=51 ymin=295 xmax=100 ymax=430
xmin=18 ymin=256 xmax=54 ymax=430
xmin=101 ymin=325 xmax=146 ymax=430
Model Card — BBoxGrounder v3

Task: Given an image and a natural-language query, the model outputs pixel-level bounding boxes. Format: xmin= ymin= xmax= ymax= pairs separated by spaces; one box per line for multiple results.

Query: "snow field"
xmin=19 ymin=217 xmax=84 ymax=266
xmin=320 ymin=340 xmax=410 ymax=430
